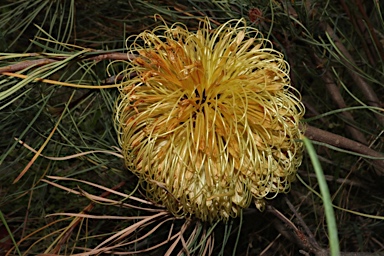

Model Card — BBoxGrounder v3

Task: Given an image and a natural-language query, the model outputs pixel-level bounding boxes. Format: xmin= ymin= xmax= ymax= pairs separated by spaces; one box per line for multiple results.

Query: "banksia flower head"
xmin=115 ymin=17 xmax=305 ymax=222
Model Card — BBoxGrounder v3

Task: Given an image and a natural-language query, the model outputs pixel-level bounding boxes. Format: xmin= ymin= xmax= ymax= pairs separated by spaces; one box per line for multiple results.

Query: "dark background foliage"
xmin=1 ymin=0 xmax=383 ymax=255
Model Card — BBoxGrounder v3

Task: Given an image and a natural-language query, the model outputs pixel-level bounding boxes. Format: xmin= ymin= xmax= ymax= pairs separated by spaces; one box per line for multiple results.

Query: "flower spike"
xmin=115 ymin=17 xmax=305 ymax=222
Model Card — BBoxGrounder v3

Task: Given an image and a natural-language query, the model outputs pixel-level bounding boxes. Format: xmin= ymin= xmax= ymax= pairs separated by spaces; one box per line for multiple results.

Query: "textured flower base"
xmin=115 ymin=17 xmax=305 ymax=222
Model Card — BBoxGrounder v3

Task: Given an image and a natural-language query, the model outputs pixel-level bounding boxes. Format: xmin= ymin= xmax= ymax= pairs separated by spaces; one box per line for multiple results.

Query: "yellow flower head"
xmin=115 ymin=17 xmax=305 ymax=222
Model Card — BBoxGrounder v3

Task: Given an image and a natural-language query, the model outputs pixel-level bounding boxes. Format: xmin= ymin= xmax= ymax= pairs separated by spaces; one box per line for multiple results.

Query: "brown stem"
xmin=304 ymin=125 xmax=384 ymax=172
xmin=323 ymin=24 xmax=384 ymax=126
xmin=87 ymin=52 xmax=134 ymax=61
xmin=0 ymin=59 xmax=57 ymax=73
xmin=284 ymin=198 xmax=322 ymax=251
xmin=0 ymin=52 xmax=134 ymax=74
xmin=266 ymin=205 xmax=327 ymax=255
xmin=339 ymin=0 xmax=376 ymax=66
xmin=355 ymin=0 xmax=384 ymax=63
xmin=313 ymin=54 xmax=368 ymax=145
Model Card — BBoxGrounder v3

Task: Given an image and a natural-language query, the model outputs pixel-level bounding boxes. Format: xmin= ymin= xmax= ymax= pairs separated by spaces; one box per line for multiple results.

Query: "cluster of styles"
xmin=115 ymin=17 xmax=305 ymax=222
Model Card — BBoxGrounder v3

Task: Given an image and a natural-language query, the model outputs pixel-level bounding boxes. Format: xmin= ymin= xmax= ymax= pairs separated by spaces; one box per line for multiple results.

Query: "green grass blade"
xmin=0 ymin=210 xmax=22 ymax=256
xmin=303 ymin=137 xmax=340 ymax=256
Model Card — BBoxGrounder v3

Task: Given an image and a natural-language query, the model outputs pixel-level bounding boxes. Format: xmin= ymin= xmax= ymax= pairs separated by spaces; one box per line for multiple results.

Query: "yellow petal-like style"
xmin=115 ymin=17 xmax=305 ymax=222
